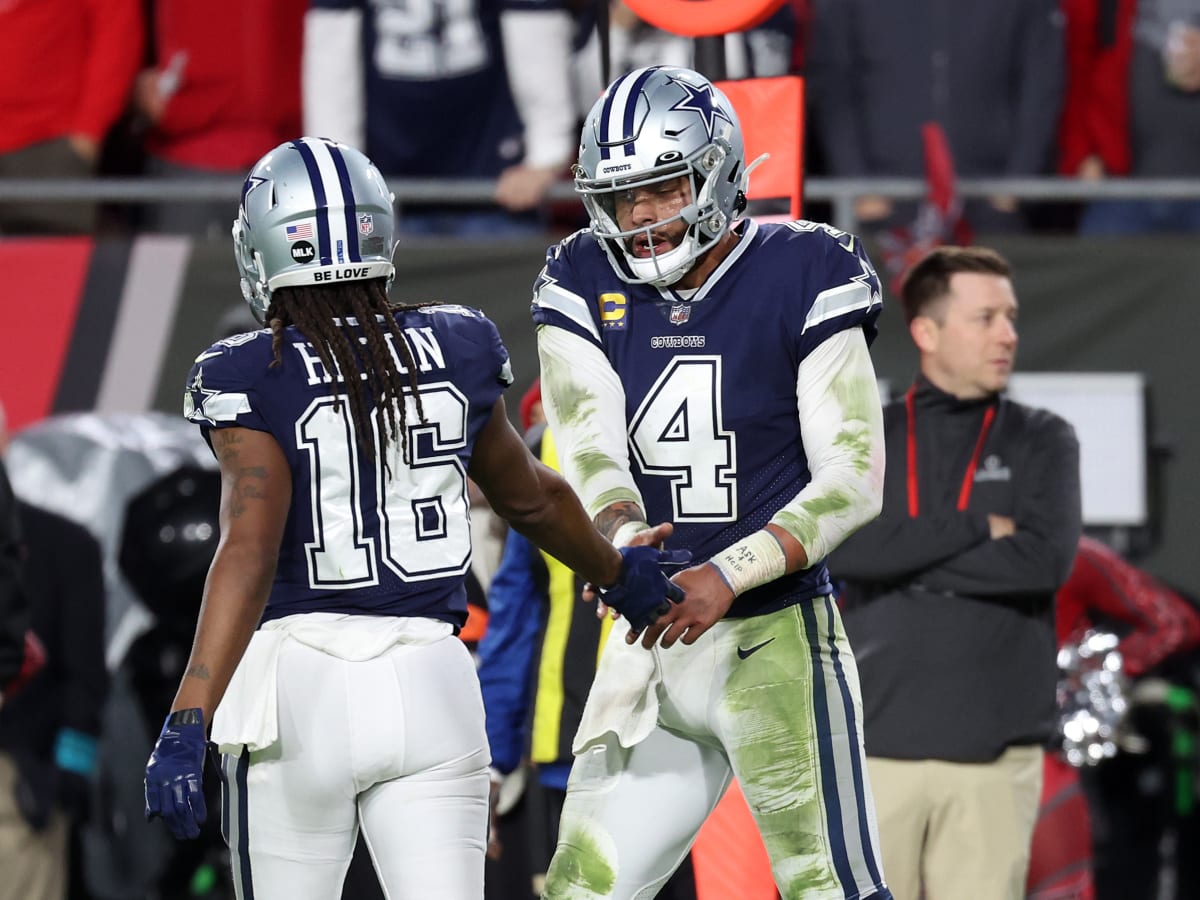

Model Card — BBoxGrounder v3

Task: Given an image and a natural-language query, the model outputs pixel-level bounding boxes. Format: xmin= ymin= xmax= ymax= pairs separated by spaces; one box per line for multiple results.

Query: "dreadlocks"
xmin=266 ymin=277 xmax=428 ymax=471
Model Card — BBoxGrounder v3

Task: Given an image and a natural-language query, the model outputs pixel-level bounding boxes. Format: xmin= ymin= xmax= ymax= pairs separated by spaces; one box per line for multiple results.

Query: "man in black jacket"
xmin=829 ymin=246 xmax=1082 ymax=900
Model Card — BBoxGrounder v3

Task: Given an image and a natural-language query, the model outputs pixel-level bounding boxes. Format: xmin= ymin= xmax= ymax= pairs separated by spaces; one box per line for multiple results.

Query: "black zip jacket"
xmin=830 ymin=376 xmax=1081 ymax=762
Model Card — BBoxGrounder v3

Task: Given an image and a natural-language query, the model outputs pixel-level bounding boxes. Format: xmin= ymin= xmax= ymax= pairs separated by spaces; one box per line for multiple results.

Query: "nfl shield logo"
xmin=358 ymin=214 xmax=374 ymax=236
xmin=669 ymin=304 xmax=691 ymax=325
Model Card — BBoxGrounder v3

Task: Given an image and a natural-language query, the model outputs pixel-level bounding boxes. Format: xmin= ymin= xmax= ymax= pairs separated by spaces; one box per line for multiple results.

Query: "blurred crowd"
xmin=0 ymin=0 xmax=1199 ymax=240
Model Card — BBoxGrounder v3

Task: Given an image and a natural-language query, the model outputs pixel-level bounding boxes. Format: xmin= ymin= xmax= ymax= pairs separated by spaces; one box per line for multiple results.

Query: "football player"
xmin=531 ymin=66 xmax=893 ymax=898
xmin=142 ymin=137 xmax=686 ymax=900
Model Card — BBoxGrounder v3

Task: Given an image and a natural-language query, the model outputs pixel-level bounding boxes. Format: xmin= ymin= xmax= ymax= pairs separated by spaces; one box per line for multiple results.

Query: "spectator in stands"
xmin=0 ymin=0 xmax=143 ymax=235
xmin=806 ymin=0 xmax=1065 ymax=233
xmin=134 ymin=0 xmax=308 ymax=237
xmin=303 ymin=0 xmax=549 ymax=237
xmin=304 ymin=2 xmax=797 ymax=236
xmin=1063 ymin=0 xmax=1200 ymax=234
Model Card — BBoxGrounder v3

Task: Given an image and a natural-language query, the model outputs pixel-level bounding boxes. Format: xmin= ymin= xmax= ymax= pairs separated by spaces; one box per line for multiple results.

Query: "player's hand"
xmin=144 ymin=708 xmax=208 ymax=840
xmin=629 ymin=562 xmax=736 ymax=650
xmin=587 ymin=521 xmax=674 ymax=618
xmin=597 ymin=545 xmax=691 ymax=634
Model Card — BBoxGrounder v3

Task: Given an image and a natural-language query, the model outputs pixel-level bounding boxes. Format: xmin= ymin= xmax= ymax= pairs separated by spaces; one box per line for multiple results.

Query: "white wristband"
xmin=612 ymin=521 xmax=652 ymax=549
xmin=707 ymin=531 xmax=788 ymax=597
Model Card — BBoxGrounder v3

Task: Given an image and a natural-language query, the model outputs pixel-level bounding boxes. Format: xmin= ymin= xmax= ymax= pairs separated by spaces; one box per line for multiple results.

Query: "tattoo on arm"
xmin=594 ymin=502 xmax=647 ymax=542
xmin=212 ymin=430 xmax=270 ymax=519
xmin=184 ymin=664 xmax=211 ymax=681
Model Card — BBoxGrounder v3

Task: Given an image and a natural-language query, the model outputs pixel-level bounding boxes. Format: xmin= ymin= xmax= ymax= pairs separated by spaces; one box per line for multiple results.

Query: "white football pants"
xmin=544 ymin=597 xmax=890 ymax=900
xmin=218 ymin=632 xmax=490 ymax=900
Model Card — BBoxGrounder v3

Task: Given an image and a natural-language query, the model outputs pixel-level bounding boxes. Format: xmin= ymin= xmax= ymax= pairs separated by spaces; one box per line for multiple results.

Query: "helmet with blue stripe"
xmin=575 ymin=66 xmax=750 ymax=287
xmin=232 ymin=137 xmax=397 ymax=323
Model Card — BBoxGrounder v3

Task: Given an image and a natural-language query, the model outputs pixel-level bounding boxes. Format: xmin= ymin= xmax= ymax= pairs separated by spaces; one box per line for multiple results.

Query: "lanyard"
xmin=905 ymin=386 xmax=996 ymax=517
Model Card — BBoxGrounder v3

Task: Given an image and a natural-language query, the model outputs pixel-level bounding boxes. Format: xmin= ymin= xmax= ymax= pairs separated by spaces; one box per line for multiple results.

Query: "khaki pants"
xmin=0 ymin=753 xmax=68 ymax=900
xmin=867 ymin=746 xmax=1044 ymax=900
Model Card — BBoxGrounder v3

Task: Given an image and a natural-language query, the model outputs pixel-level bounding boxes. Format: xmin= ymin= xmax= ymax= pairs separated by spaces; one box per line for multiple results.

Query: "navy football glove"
xmin=144 ymin=708 xmax=208 ymax=840
xmin=598 ymin=545 xmax=691 ymax=632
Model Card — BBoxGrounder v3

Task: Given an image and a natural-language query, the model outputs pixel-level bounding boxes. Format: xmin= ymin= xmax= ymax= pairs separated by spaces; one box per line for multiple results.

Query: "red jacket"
xmin=144 ymin=0 xmax=306 ymax=171
xmin=0 ymin=0 xmax=143 ymax=154
xmin=1058 ymin=0 xmax=1135 ymax=175
xmin=1056 ymin=536 xmax=1200 ymax=677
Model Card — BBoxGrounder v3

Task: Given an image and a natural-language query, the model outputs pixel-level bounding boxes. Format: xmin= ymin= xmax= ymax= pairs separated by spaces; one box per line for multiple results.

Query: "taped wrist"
xmin=612 ymin=521 xmax=651 ymax=548
xmin=166 ymin=708 xmax=204 ymax=728
xmin=707 ymin=531 xmax=787 ymax=597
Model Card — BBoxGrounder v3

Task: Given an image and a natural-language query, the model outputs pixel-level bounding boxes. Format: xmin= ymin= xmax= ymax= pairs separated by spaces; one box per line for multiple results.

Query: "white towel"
xmin=572 ymin=618 xmax=663 ymax=755
xmin=210 ymin=613 xmax=454 ymax=754
xmin=210 ymin=628 xmax=287 ymax=755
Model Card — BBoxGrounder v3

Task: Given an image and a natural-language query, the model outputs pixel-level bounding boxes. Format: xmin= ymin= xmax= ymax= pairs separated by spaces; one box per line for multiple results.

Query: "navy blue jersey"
xmin=183 ymin=305 xmax=513 ymax=627
xmin=311 ymin=0 xmax=523 ymax=177
xmin=532 ymin=220 xmax=882 ymax=617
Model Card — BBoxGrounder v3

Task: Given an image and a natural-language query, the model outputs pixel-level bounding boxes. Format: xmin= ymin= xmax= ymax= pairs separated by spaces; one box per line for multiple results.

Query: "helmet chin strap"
xmin=626 ymin=239 xmax=697 ymax=287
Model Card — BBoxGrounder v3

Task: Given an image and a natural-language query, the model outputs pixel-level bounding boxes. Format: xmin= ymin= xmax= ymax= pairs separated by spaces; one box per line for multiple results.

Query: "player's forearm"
xmin=770 ymin=328 xmax=885 ymax=564
xmin=171 ymin=542 xmax=275 ymax=723
xmin=537 ymin=327 xmax=644 ymax=520
xmin=506 ymin=470 xmax=622 ymax=588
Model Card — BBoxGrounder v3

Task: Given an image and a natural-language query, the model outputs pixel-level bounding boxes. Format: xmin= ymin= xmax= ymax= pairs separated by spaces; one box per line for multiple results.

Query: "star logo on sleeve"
xmin=534 ymin=265 xmax=558 ymax=297
xmin=667 ymin=78 xmax=734 ymax=143
xmin=183 ymin=368 xmax=220 ymax=424
xmin=851 ymin=250 xmax=883 ymax=306
xmin=183 ymin=368 xmax=253 ymax=425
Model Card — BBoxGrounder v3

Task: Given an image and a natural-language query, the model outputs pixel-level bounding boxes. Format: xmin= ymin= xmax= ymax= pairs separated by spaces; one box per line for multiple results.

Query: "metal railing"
xmin=3 ymin=175 xmax=1200 ymax=232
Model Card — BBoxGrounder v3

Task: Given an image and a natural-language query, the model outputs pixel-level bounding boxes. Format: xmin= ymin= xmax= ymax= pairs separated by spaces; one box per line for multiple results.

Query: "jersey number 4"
xmin=296 ymin=383 xmax=472 ymax=589
xmin=629 ymin=357 xmax=737 ymax=523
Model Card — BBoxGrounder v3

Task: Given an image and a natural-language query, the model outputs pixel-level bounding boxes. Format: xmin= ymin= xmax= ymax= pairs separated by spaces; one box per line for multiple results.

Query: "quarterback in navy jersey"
xmin=141 ymin=137 xmax=685 ymax=900
xmin=532 ymin=67 xmax=894 ymax=899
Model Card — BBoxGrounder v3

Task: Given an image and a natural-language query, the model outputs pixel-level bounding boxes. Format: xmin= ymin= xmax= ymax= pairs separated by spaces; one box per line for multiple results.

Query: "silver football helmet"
xmin=575 ymin=66 xmax=753 ymax=287
xmin=232 ymin=137 xmax=397 ymax=323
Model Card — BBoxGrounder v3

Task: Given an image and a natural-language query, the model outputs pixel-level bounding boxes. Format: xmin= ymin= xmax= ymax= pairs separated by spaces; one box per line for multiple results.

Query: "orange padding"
xmin=715 ymin=76 xmax=806 ymax=221
xmin=691 ymin=779 xmax=777 ymax=900
xmin=623 ymin=0 xmax=787 ymax=37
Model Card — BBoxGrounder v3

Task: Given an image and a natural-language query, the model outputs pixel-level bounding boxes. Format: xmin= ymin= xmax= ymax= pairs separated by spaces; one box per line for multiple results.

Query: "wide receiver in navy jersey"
xmin=141 ymin=137 xmax=685 ymax=900
xmin=531 ymin=67 xmax=894 ymax=899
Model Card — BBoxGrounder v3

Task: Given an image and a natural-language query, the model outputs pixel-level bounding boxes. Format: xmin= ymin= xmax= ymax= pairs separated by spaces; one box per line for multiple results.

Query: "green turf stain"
xmin=833 ymin=426 xmax=876 ymax=473
xmin=541 ymin=357 xmax=597 ymax=428
xmin=832 ymin=366 xmax=880 ymax=424
xmin=800 ymin=490 xmax=852 ymax=518
xmin=572 ymin=447 xmax=626 ymax=484
xmin=543 ymin=825 xmax=617 ymax=897
xmin=720 ymin=611 xmax=847 ymax=898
